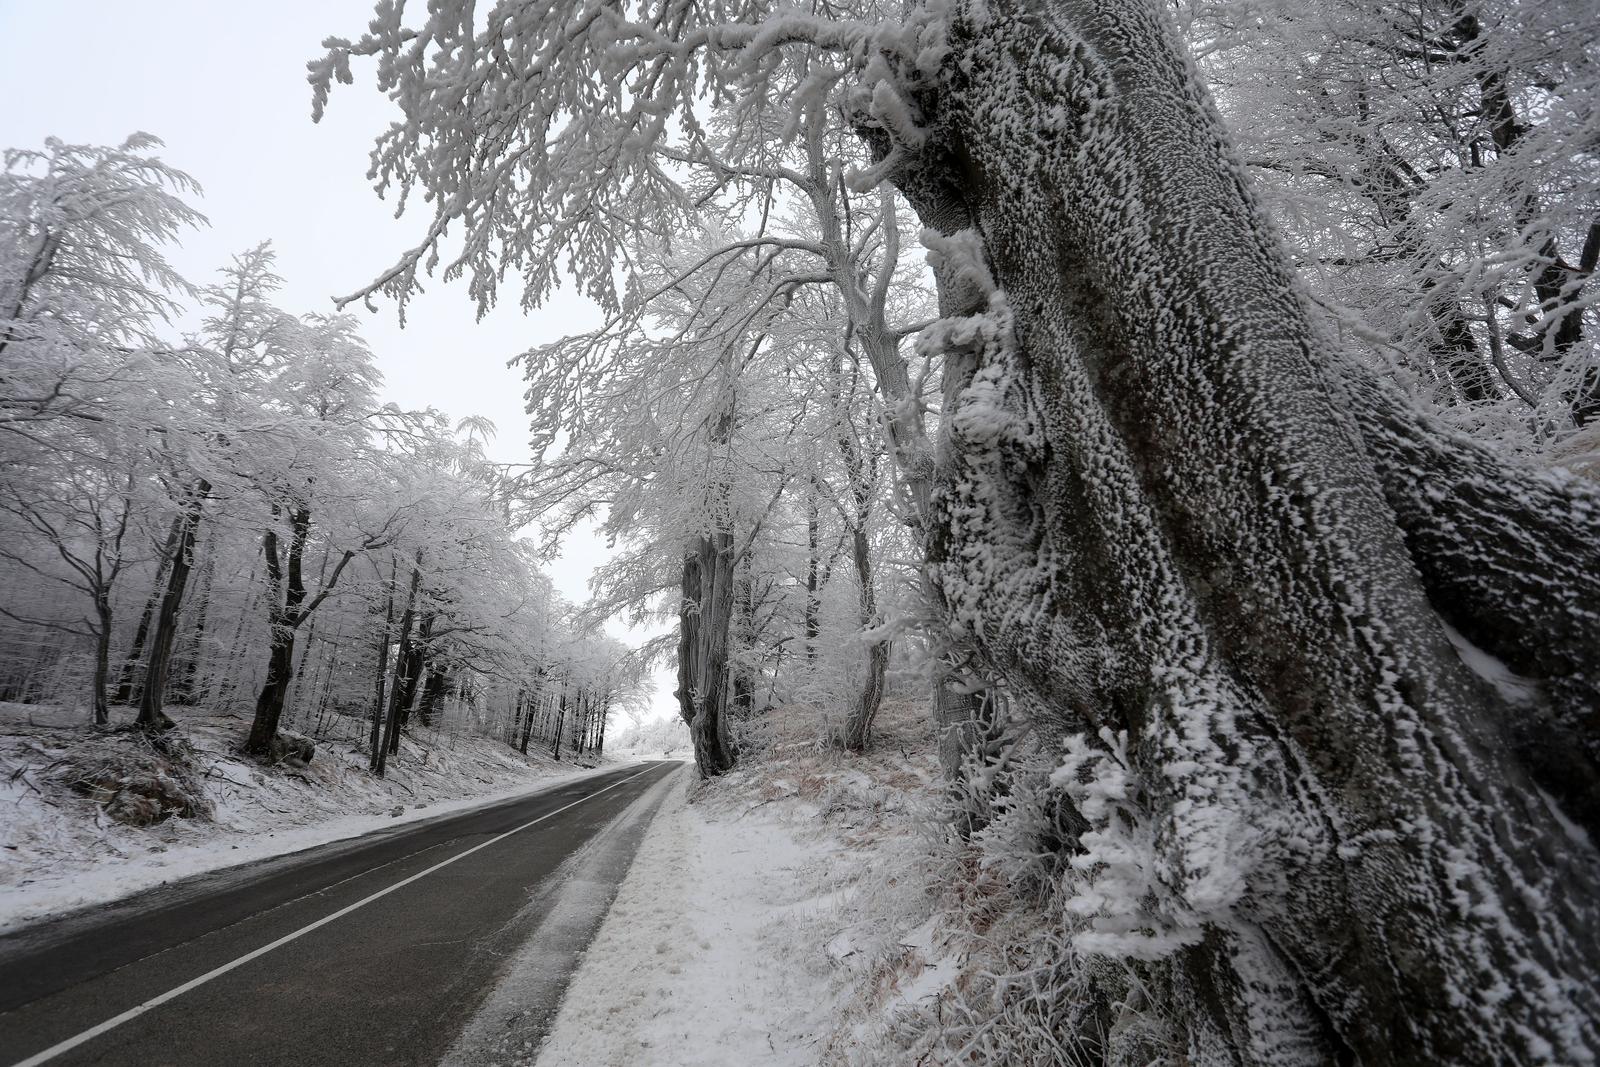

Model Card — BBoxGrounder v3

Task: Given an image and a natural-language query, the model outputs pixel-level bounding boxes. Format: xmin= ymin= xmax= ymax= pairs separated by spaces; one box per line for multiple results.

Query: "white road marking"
xmin=8 ymin=764 xmax=668 ymax=1067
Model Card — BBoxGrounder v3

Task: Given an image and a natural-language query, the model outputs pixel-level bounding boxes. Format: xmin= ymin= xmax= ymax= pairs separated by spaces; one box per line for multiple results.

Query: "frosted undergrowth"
xmin=834 ymin=722 xmax=1187 ymax=1067
xmin=675 ymin=698 xmax=1189 ymax=1066
xmin=1052 ymin=730 xmax=1202 ymax=961
xmin=538 ymin=699 xmax=1197 ymax=1065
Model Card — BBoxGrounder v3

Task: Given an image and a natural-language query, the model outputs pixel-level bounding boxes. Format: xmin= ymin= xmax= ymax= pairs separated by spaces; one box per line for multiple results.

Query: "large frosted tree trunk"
xmin=870 ymin=0 xmax=1600 ymax=1061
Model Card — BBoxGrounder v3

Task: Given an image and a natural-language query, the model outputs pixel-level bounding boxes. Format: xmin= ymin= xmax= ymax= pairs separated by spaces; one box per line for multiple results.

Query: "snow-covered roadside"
xmin=533 ymin=700 xmax=951 ymax=1067
xmin=0 ymin=702 xmax=633 ymax=933
xmin=443 ymin=767 xmax=686 ymax=1067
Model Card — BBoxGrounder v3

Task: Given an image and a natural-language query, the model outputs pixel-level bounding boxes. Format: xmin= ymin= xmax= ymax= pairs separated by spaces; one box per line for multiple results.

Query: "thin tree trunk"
xmin=594 ymin=696 xmax=609 ymax=756
xmin=137 ymin=478 xmax=209 ymax=728
xmin=804 ymin=487 xmax=822 ymax=664
xmin=417 ymin=666 xmax=447 ymax=729
xmin=551 ymin=683 xmax=567 ymax=761
xmin=368 ymin=557 xmax=397 ymax=768
xmin=248 ymin=628 xmax=296 ymax=757
xmin=375 ymin=552 xmax=423 ymax=777
xmin=112 ymin=551 xmax=170 ymax=706
xmin=508 ymin=690 xmax=524 ymax=747
xmin=833 ymin=371 xmax=887 ymax=752
xmin=518 ymin=690 xmax=536 ymax=753
xmin=731 ymin=568 xmax=754 ymax=719
xmin=391 ymin=613 xmax=431 ymax=746
xmin=170 ymin=543 xmax=216 ymax=706
xmin=246 ymin=504 xmax=365 ymax=757
xmin=837 ymin=524 xmax=886 ymax=752
xmin=245 ymin=508 xmax=308 ymax=757
xmin=90 ymin=593 xmax=112 ymax=726
xmin=800 ymin=152 xmax=983 ymax=774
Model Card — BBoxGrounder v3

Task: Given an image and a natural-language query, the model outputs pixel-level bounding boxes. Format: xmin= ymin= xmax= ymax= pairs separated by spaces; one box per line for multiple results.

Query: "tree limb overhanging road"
xmin=0 ymin=761 xmax=683 ymax=1067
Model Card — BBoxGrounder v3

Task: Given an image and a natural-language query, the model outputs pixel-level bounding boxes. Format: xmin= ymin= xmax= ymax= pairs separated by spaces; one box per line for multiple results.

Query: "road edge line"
xmin=6 ymin=764 xmax=668 ymax=1067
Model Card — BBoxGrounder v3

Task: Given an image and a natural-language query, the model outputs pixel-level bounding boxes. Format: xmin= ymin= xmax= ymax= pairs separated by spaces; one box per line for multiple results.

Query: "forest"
xmin=3 ymin=0 xmax=1599 ymax=1064
xmin=0 ymin=144 xmax=639 ymax=773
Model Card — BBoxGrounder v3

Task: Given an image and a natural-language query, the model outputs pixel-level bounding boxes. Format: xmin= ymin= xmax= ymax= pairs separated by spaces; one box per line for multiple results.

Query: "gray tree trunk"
xmin=804 ymin=486 xmax=823 ymax=664
xmin=674 ymin=389 xmax=739 ymax=778
xmin=368 ymin=556 xmax=396 ymax=767
xmin=675 ymin=529 xmax=737 ymax=777
xmin=868 ymin=0 xmax=1600 ymax=1060
xmin=90 ymin=592 xmax=112 ymax=726
xmin=834 ymin=396 xmax=887 ymax=753
xmin=836 ymin=523 xmax=887 ymax=753
xmin=246 ymin=509 xmax=310 ymax=757
xmin=375 ymin=552 xmax=423 ymax=778
xmin=136 ymin=478 xmax=208 ymax=729
xmin=803 ymin=148 xmax=984 ymax=775
xmin=170 ymin=542 xmax=216 ymax=706
xmin=551 ymin=682 xmax=567 ymax=761
xmin=112 ymin=544 xmax=172 ymax=707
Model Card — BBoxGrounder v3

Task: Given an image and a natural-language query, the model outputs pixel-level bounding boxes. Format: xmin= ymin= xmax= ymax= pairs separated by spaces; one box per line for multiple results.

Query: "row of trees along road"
xmin=314 ymin=0 xmax=1600 ymax=1061
xmin=0 ymin=136 xmax=645 ymax=771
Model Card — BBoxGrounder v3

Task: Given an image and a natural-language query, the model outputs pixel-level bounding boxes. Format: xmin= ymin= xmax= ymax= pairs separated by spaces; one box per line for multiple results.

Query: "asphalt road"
xmin=0 ymin=760 xmax=683 ymax=1067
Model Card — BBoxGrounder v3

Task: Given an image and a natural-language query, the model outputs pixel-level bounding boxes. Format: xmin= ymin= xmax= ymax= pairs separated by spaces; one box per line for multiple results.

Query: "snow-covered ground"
xmin=0 ymin=702 xmax=624 ymax=933
xmin=534 ymin=699 xmax=956 ymax=1067
xmin=606 ymin=714 xmax=692 ymax=761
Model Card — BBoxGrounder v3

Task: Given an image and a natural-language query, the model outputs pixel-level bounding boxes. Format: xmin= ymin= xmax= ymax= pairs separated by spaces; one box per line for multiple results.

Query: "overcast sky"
xmin=0 ymin=0 xmax=678 ymax=722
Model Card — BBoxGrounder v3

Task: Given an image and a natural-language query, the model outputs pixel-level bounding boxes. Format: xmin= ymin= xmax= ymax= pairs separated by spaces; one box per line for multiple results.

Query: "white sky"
xmin=0 ymin=0 xmax=679 ymax=723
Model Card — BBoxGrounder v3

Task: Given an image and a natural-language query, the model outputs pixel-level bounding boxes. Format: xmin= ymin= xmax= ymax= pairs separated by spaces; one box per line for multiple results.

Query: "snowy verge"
xmin=0 ymin=702 xmax=634 ymax=934
xmin=533 ymin=699 xmax=950 ymax=1067
xmin=443 ymin=767 xmax=686 ymax=1066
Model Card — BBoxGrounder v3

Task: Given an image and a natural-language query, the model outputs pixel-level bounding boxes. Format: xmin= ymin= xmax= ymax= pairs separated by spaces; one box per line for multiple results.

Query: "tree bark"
xmin=391 ymin=612 xmax=432 ymax=746
xmin=835 ymin=404 xmax=887 ymax=752
xmin=418 ymin=666 xmax=447 ymax=729
xmin=170 ymin=543 xmax=216 ymax=706
xmin=369 ymin=555 xmax=396 ymax=767
xmin=518 ymin=689 xmax=536 ymax=753
xmin=804 ymin=486 xmax=823 ymax=664
xmin=246 ymin=504 xmax=365 ymax=758
xmin=136 ymin=478 xmax=209 ymax=728
xmin=375 ymin=551 xmax=423 ymax=777
xmin=837 ymin=523 xmax=887 ymax=752
xmin=674 ymin=388 xmax=739 ymax=777
xmin=551 ymin=682 xmax=567 ymax=761
xmin=246 ymin=506 xmax=315 ymax=757
xmin=112 ymin=549 xmax=171 ymax=706
xmin=675 ymin=530 xmax=737 ymax=777
xmin=869 ymin=1 xmax=1600 ymax=1060
xmin=90 ymin=591 xmax=112 ymax=726
xmin=594 ymin=695 xmax=609 ymax=756
xmin=246 ymin=517 xmax=304 ymax=757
